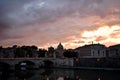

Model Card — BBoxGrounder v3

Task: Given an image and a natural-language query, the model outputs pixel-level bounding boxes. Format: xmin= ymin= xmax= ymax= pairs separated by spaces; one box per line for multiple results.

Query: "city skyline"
xmin=0 ymin=0 xmax=120 ymax=49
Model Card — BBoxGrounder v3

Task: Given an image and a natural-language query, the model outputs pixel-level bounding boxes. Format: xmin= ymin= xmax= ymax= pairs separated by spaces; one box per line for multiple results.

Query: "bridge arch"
xmin=0 ymin=58 xmax=58 ymax=69
xmin=43 ymin=60 xmax=54 ymax=68
xmin=18 ymin=60 xmax=35 ymax=65
xmin=15 ymin=60 xmax=35 ymax=70
xmin=0 ymin=62 xmax=10 ymax=71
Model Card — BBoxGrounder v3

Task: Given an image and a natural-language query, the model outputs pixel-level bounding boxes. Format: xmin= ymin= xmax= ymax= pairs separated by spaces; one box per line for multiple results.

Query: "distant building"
xmin=108 ymin=44 xmax=120 ymax=58
xmin=55 ymin=43 xmax=65 ymax=58
xmin=48 ymin=46 xmax=55 ymax=57
xmin=91 ymin=44 xmax=106 ymax=58
xmin=0 ymin=49 xmax=4 ymax=58
xmin=47 ymin=43 xmax=65 ymax=58
xmin=75 ymin=43 xmax=107 ymax=58
xmin=0 ymin=48 xmax=14 ymax=58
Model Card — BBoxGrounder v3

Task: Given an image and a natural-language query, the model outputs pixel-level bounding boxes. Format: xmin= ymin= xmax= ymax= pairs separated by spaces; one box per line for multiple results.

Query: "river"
xmin=0 ymin=68 xmax=120 ymax=80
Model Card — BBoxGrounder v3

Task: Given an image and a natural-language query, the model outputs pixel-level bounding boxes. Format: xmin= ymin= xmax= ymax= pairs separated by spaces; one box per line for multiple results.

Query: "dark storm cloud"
xmin=0 ymin=0 xmax=33 ymax=38
xmin=0 ymin=0 xmax=120 ymax=26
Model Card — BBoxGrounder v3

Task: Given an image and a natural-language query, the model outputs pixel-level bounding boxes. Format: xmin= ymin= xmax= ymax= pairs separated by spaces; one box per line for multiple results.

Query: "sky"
xmin=0 ymin=0 xmax=120 ymax=49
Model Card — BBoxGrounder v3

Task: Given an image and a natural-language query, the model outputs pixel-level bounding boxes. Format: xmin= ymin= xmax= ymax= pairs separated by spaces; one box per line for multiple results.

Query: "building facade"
xmin=75 ymin=44 xmax=107 ymax=58
xmin=91 ymin=44 xmax=106 ymax=58
xmin=48 ymin=46 xmax=55 ymax=57
xmin=0 ymin=48 xmax=14 ymax=58
xmin=55 ymin=43 xmax=65 ymax=58
xmin=108 ymin=44 xmax=120 ymax=57
xmin=47 ymin=43 xmax=65 ymax=58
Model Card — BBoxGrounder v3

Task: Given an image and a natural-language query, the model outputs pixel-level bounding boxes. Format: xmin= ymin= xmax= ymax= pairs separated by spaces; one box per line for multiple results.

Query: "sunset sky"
xmin=0 ymin=0 xmax=120 ymax=49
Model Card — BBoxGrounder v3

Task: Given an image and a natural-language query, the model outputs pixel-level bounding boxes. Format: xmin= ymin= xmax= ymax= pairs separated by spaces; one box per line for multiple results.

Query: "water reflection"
xmin=15 ymin=70 xmax=34 ymax=79
xmin=98 ymin=77 xmax=101 ymax=80
xmin=0 ymin=62 xmax=10 ymax=80
xmin=0 ymin=71 xmax=9 ymax=80
xmin=57 ymin=77 xmax=64 ymax=80
xmin=0 ymin=68 xmax=120 ymax=80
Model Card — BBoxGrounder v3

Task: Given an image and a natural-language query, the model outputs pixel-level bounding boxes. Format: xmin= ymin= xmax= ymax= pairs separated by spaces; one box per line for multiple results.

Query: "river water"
xmin=0 ymin=68 xmax=120 ymax=80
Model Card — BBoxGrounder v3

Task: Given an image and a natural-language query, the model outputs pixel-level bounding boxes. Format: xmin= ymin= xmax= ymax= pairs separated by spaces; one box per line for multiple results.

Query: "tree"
xmin=12 ymin=45 xmax=18 ymax=48
xmin=14 ymin=47 xmax=26 ymax=58
xmin=31 ymin=45 xmax=38 ymax=51
xmin=43 ymin=60 xmax=53 ymax=67
xmin=0 ymin=46 xmax=3 ymax=52
xmin=21 ymin=45 xmax=38 ymax=57
xmin=63 ymin=50 xmax=78 ymax=58
xmin=38 ymin=49 xmax=47 ymax=57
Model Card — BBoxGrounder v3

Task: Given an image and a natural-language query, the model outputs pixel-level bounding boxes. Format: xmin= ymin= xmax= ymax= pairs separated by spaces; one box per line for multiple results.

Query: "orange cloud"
xmin=95 ymin=36 xmax=107 ymax=42
xmin=81 ymin=25 xmax=120 ymax=47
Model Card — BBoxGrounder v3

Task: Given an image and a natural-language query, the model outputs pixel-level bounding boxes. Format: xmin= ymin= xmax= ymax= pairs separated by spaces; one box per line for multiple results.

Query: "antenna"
xmin=92 ymin=41 xmax=93 ymax=45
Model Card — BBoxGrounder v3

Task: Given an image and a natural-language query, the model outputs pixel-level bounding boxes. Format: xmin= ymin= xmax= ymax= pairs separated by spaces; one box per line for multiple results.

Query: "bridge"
xmin=0 ymin=58 xmax=74 ymax=69
xmin=0 ymin=58 xmax=56 ymax=69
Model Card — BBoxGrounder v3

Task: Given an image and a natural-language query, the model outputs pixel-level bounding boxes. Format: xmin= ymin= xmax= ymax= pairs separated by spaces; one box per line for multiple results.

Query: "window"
xmin=103 ymin=51 xmax=104 ymax=56
xmin=93 ymin=51 xmax=94 ymax=56
xmin=116 ymin=49 xmax=118 ymax=56
xmin=98 ymin=50 xmax=100 ymax=56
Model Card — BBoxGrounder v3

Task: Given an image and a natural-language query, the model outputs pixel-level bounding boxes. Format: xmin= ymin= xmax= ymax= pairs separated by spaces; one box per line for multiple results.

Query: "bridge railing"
xmin=0 ymin=58 xmax=55 ymax=60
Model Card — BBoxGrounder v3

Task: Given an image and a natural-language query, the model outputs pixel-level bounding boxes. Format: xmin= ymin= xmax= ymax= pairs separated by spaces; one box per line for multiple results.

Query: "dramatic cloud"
xmin=0 ymin=0 xmax=120 ymax=49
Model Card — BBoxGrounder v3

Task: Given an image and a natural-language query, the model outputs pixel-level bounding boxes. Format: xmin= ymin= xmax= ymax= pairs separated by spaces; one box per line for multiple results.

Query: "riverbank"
xmin=39 ymin=66 xmax=120 ymax=71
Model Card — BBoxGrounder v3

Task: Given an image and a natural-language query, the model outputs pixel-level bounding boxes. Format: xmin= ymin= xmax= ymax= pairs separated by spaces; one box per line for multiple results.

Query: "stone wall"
xmin=54 ymin=58 xmax=74 ymax=67
xmin=74 ymin=58 xmax=120 ymax=68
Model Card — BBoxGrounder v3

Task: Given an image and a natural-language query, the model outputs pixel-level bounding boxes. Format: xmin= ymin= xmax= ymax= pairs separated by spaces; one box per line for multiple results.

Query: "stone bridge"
xmin=0 ymin=58 xmax=74 ymax=69
xmin=0 ymin=58 xmax=55 ymax=69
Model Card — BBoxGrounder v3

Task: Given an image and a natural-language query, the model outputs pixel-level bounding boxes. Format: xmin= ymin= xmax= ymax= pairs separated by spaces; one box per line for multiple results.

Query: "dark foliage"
xmin=63 ymin=50 xmax=78 ymax=58
xmin=38 ymin=49 xmax=47 ymax=57
xmin=43 ymin=60 xmax=53 ymax=67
